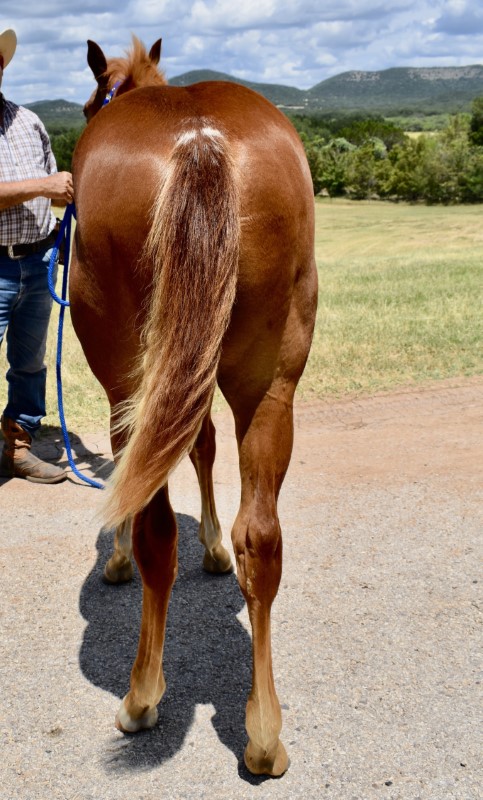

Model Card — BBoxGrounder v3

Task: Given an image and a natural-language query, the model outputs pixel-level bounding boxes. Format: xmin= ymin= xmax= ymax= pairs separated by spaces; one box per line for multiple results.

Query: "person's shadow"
xmin=79 ymin=513 xmax=263 ymax=780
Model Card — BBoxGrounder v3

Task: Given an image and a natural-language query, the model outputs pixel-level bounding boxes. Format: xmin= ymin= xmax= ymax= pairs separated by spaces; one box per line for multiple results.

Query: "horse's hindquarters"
xmin=71 ymin=72 xmax=317 ymax=778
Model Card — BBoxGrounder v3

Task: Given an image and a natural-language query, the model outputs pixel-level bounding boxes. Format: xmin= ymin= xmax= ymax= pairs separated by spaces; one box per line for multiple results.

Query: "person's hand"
xmin=43 ymin=172 xmax=74 ymax=204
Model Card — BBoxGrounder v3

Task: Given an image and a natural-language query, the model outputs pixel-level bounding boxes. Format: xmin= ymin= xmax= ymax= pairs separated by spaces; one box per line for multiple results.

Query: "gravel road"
xmin=1 ymin=378 xmax=482 ymax=799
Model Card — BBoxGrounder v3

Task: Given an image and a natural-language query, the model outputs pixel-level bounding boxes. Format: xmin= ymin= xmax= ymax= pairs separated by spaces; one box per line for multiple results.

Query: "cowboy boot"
xmin=0 ymin=416 xmax=66 ymax=484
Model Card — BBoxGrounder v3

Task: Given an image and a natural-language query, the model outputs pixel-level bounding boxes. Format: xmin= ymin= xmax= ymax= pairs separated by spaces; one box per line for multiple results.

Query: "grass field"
xmin=1 ymin=200 xmax=482 ymax=433
xmin=305 ymin=199 xmax=482 ymax=398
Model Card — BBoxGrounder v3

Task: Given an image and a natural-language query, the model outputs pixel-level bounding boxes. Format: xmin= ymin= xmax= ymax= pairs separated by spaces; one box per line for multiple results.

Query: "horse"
xmin=70 ymin=35 xmax=318 ymax=777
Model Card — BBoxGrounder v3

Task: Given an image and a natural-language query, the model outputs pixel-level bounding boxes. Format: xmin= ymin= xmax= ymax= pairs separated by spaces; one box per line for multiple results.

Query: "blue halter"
xmin=102 ymin=80 xmax=123 ymax=107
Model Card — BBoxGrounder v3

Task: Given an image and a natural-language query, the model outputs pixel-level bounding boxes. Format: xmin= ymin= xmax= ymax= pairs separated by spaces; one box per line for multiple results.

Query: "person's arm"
xmin=0 ymin=171 xmax=74 ymax=210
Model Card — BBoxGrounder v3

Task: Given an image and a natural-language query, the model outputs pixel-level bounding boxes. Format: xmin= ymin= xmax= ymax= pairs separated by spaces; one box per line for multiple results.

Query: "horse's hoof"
xmin=244 ymin=738 xmax=289 ymax=777
xmin=103 ymin=557 xmax=133 ymax=584
xmin=203 ymin=544 xmax=233 ymax=574
xmin=115 ymin=698 xmax=158 ymax=733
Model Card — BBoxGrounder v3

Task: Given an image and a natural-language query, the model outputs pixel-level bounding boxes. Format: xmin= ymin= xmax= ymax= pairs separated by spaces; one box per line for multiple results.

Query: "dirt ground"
xmin=0 ymin=377 xmax=482 ymax=799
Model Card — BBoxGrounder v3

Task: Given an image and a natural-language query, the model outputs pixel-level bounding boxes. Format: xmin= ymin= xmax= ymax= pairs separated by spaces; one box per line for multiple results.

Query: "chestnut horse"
xmin=70 ymin=36 xmax=317 ymax=776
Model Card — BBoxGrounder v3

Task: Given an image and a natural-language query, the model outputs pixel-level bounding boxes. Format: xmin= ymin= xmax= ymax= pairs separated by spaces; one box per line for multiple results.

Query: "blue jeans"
xmin=0 ymin=247 xmax=57 ymax=437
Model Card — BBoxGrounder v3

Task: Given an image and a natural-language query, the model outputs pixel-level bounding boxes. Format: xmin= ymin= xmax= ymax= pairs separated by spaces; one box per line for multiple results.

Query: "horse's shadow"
xmin=79 ymin=513 xmax=257 ymax=777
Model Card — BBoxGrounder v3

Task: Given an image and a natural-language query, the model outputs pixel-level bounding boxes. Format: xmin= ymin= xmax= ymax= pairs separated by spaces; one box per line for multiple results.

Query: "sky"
xmin=1 ymin=0 xmax=483 ymax=106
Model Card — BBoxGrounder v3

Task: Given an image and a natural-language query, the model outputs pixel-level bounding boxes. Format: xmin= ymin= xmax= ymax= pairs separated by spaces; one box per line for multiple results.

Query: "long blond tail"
xmin=104 ymin=123 xmax=239 ymax=528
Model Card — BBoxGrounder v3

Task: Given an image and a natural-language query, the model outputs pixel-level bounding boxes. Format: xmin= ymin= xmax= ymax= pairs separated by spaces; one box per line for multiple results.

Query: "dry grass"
xmin=1 ymin=200 xmax=481 ymax=432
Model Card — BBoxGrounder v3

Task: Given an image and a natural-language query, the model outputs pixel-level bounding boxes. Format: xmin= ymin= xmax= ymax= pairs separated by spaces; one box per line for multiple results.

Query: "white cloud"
xmin=435 ymin=0 xmax=483 ymax=35
xmin=191 ymin=0 xmax=277 ymax=30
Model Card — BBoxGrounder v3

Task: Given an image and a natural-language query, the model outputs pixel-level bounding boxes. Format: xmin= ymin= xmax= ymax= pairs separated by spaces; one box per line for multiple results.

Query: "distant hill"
xmin=24 ymin=99 xmax=85 ymax=130
xmin=169 ymin=69 xmax=306 ymax=107
xmin=306 ymin=66 xmax=483 ymax=114
xmin=171 ymin=65 xmax=483 ymax=114
xmin=26 ymin=65 xmax=483 ymax=129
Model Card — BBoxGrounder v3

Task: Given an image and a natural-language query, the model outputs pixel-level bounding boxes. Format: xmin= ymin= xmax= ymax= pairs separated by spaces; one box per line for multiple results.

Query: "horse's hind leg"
xmin=104 ymin=407 xmax=134 ymax=584
xmin=189 ymin=412 xmax=233 ymax=574
xmin=116 ymin=486 xmax=177 ymax=732
xmin=220 ymin=250 xmax=316 ymax=775
xmin=226 ymin=385 xmax=296 ymax=777
xmin=103 ymin=517 xmax=133 ymax=583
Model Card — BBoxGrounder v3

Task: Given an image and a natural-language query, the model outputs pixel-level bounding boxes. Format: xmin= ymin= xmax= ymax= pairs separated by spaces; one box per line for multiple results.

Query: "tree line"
xmin=49 ymin=127 xmax=84 ymax=173
xmin=49 ymin=98 xmax=483 ymax=204
xmin=289 ymin=98 xmax=483 ymax=203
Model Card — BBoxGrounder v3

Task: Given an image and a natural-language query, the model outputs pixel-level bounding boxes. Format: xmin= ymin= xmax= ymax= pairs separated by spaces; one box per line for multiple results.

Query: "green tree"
xmin=318 ymin=139 xmax=355 ymax=197
xmin=344 ymin=140 xmax=393 ymax=200
xmin=317 ymin=149 xmax=348 ymax=197
xmin=298 ymin=131 xmax=326 ymax=194
xmin=422 ymin=116 xmax=473 ymax=203
xmin=386 ymin=137 xmax=429 ymax=201
xmin=344 ymin=143 xmax=378 ymax=199
xmin=469 ymin=96 xmax=483 ymax=146
xmin=386 ymin=117 xmax=476 ymax=204
xmin=304 ymin=140 xmax=324 ymax=194
xmin=459 ymin=148 xmax=483 ymax=201
xmin=338 ymin=118 xmax=406 ymax=151
xmin=50 ymin=127 xmax=84 ymax=172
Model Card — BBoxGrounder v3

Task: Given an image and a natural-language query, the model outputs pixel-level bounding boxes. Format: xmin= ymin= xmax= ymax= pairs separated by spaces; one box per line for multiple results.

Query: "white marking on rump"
xmin=201 ymin=125 xmax=223 ymax=139
xmin=176 ymin=126 xmax=223 ymax=147
xmin=177 ymin=130 xmax=197 ymax=145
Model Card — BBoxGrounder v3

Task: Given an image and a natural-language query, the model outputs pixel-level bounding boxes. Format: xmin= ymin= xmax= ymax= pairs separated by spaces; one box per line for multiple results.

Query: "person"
xmin=0 ymin=28 xmax=74 ymax=483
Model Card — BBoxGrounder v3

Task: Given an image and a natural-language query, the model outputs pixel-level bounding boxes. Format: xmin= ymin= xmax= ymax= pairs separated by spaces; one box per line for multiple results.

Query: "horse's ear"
xmin=149 ymin=39 xmax=162 ymax=66
xmin=87 ymin=40 xmax=108 ymax=82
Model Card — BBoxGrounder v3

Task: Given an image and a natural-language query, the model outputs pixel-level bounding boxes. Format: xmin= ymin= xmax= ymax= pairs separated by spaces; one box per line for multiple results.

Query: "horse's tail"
xmin=104 ymin=123 xmax=239 ymax=528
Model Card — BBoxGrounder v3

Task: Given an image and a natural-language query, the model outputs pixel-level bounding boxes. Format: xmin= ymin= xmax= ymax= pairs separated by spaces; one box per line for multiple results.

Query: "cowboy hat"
xmin=0 ymin=29 xmax=17 ymax=67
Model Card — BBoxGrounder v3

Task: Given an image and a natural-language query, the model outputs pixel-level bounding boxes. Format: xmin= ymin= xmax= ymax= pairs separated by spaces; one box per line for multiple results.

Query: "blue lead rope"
xmin=48 ymin=203 xmax=104 ymax=490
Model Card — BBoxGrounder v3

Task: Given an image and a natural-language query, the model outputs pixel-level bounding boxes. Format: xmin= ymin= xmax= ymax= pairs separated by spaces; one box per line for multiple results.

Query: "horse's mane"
xmin=105 ymin=35 xmax=167 ymax=89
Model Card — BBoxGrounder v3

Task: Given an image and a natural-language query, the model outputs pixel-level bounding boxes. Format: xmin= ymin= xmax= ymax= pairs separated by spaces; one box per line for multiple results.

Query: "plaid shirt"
xmin=0 ymin=96 xmax=57 ymax=245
